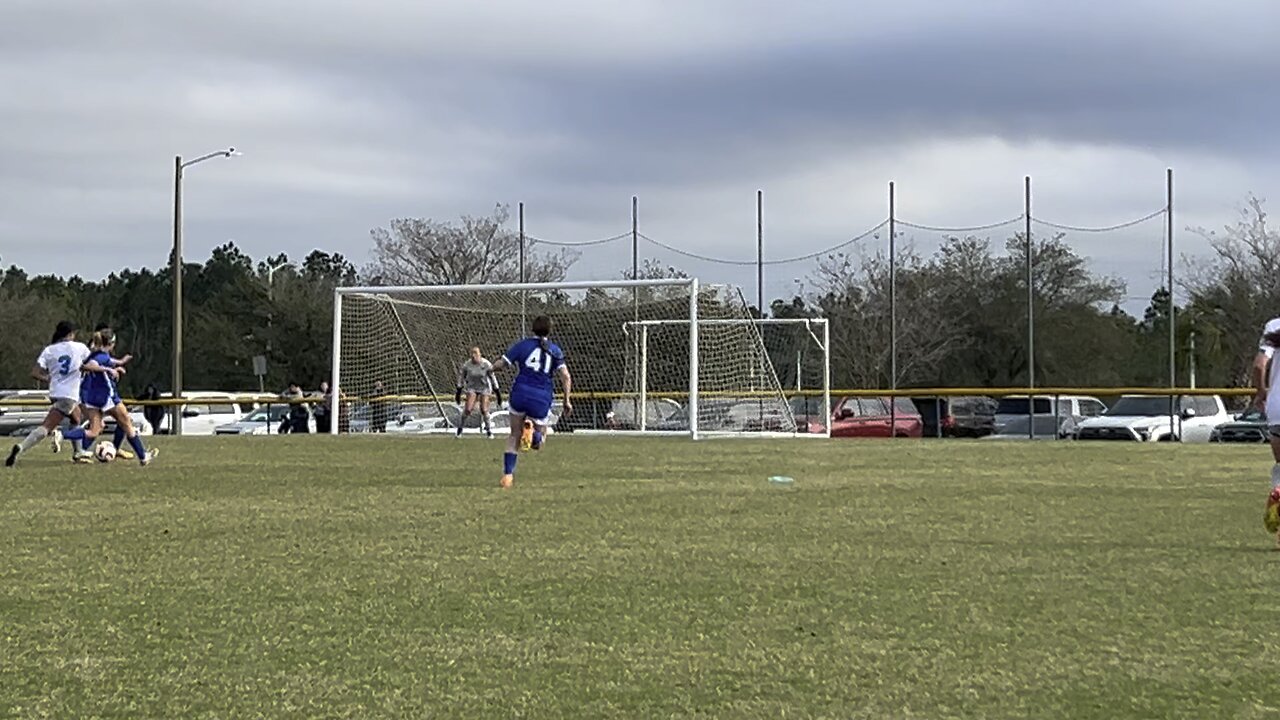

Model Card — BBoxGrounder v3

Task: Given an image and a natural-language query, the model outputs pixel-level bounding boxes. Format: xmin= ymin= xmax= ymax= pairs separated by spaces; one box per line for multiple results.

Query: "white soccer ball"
xmin=95 ymin=442 xmax=116 ymax=463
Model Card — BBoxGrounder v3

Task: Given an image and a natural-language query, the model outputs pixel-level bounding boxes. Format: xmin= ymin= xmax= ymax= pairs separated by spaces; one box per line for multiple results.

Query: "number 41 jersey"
xmin=504 ymin=337 xmax=566 ymax=395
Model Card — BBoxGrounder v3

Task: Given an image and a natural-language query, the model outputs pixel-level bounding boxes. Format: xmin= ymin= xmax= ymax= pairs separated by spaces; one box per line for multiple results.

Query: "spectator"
xmin=314 ymin=381 xmax=331 ymax=434
xmin=371 ymin=379 xmax=388 ymax=433
xmin=141 ymin=383 xmax=164 ymax=434
xmin=279 ymin=382 xmax=311 ymax=434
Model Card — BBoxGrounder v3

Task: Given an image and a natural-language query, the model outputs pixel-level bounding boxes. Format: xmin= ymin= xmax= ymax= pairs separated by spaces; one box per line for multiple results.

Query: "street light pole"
xmin=170 ymin=147 xmax=238 ymax=436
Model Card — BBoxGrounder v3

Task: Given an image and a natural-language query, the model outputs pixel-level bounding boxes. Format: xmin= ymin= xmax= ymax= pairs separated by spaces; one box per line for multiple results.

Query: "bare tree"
xmin=365 ymin=205 xmax=577 ymax=285
xmin=1184 ymin=194 xmax=1280 ymax=384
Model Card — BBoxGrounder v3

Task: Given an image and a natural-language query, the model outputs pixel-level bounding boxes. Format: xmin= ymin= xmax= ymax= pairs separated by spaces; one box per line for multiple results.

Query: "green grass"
xmin=1 ymin=436 xmax=1278 ymax=718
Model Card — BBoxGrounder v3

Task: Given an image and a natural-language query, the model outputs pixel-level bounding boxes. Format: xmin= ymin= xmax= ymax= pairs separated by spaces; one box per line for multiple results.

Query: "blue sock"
xmin=532 ymin=430 xmax=544 ymax=449
xmin=64 ymin=427 xmax=85 ymax=442
xmin=113 ymin=426 xmax=125 ymax=448
xmin=503 ymin=452 xmax=517 ymax=475
xmin=128 ymin=434 xmax=147 ymax=462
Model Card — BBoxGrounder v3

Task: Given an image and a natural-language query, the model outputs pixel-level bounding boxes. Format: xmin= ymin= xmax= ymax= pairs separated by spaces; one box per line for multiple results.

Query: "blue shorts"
xmin=509 ymin=384 xmax=553 ymax=425
xmin=82 ymin=387 xmax=116 ymax=412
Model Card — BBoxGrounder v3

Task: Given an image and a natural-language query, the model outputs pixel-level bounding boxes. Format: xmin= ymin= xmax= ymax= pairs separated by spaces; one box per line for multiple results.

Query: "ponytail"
xmin=91 ymin=329 xmax=115 ymax=349
xmin=50 ymin=320 xmax=77 ymax=345
xmin=531 ymin=315 xmax=552 ymax=352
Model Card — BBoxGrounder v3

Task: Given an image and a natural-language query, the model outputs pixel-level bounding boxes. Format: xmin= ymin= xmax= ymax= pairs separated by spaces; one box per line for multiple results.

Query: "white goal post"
xmin=330 ymin=279 xmax=829 ymax=438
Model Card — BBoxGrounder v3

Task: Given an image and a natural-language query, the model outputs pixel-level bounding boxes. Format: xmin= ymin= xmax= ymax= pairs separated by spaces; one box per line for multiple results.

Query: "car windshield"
xmin=244 ymin=406 xmax=288 ymax=422
xmin=1238 ymin=409 xmax=1267 ymax=422
xmin=1105 ymin=397 xmax=1177 ymax=417
xmin=996 ymin=398 xmax=1052 ymax=414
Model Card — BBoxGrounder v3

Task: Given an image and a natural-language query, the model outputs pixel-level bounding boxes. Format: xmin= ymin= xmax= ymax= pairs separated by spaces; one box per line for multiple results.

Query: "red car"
xmin=830 ymin=397 xmax=923 ymax=438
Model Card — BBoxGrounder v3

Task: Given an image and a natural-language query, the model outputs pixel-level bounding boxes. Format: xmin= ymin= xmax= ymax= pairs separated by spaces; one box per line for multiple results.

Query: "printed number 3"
xmin=57 ymin=355 xmax=72 ymax=376
xmin=524 ymin=348 xmax=553 ymax=374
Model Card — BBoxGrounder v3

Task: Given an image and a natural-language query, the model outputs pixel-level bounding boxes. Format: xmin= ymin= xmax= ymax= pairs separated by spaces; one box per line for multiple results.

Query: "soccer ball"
xmin=94 ymin=442 xmax=116 ymax=463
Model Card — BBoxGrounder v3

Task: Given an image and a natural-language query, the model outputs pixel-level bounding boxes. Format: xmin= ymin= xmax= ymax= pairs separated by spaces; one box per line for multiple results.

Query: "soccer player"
xmin=1254 ymin=317 xmax=1280 ymax=546
xmin=6 ymin=321 xmax=114 ymax=467
xmin=489 ymin=315 xmax=572 ymax=488
xmin=80 ymin=328 xmax=156 ymax=466
xmin=55 ymin=323 xmax=134 ymax=458
xmin=455 ymin=346 xmax=501 ymax=438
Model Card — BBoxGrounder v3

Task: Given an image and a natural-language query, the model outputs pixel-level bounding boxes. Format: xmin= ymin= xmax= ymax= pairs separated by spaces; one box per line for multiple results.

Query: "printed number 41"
xmin=524 ymin=348 xmax=553 ymax=374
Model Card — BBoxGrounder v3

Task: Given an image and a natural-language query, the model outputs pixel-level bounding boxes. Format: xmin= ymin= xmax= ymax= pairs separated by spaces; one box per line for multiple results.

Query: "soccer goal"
xmin=330 ymin=279 xmax=829 ymax=438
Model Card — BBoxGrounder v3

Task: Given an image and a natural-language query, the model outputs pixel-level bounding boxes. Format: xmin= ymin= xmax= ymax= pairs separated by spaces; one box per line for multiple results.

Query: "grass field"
xmin=1 ymin=435 xmax=1278 ymax=718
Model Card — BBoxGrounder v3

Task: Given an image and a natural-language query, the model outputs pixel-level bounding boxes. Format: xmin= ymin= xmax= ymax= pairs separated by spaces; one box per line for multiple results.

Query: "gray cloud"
xmin=1 ymin=0 xmax=1276 ymax=313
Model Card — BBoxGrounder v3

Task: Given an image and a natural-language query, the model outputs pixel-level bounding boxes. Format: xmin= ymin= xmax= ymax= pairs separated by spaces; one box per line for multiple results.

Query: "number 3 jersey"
xmin=37 ymin=340 xmax=92 ymax=401
xmin=503 ymin=337 xmax=566 ymax=396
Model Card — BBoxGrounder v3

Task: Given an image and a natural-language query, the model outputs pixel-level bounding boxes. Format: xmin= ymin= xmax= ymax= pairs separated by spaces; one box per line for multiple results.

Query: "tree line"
xmin=1 ymin=198 xmax=1275 ymax=395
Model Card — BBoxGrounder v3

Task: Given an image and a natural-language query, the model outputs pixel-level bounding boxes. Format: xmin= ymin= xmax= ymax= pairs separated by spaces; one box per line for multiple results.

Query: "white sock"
xmin=1270 ymin=464 xmax=1280 ymax=490
xmin=19 ymin=427 xmax=49 ymax=453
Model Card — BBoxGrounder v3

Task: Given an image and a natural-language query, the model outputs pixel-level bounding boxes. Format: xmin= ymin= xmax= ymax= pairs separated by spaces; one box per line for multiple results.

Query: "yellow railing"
xmin=0 ymin=386 xmax=1258 ymax=408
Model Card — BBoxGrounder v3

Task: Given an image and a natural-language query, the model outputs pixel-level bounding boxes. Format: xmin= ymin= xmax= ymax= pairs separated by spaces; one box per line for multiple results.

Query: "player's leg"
xmin=76 ymin=409 xmax=105 ymax=463
xmin=60 ymin=404 xmax=90 ymax=455
xmin=501 ymin=411 xmax=524 ymax=488
xmin=458 ymin=392 xmax=476 ymax=437
xmin=112 ymin=394 xmax=134 ymax=459
xmin=52 ymin=405 xmax=83 ymax=454
xmin=7 ymin=405 xmax=69 ymax=467
xmin=1265 ymin=429 xmax=1280 ymax=543
xmin=112 ymin=405 xmax=155 ymax=465
xmin=480 ymin=394 xmax=492 ymax=438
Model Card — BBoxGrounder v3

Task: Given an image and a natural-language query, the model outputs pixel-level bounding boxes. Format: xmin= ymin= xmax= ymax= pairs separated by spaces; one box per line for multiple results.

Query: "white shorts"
xmin=85 ymin=400 xmax=116 ymax=413
xmin=51 ymin=397 xmax=79 ymax=416
xmin=465 ymin=386 xmax=494 ymax=398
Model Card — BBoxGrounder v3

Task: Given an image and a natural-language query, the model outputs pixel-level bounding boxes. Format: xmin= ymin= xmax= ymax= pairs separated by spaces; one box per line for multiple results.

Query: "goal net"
xmin=331 ymin=279 xmax=827 ymax=438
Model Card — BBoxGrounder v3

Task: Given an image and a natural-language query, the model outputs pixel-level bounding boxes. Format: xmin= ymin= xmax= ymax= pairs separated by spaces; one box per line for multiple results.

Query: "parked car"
xmin=912 ymin=396 xmax=997 ymax=438
xmin=214 ymin=405 xmax=318 ymax=435
xmin=983 ymin=414 xmax=1072 ymax=441
xmin=1074 ymin=395 xmax=1231 ymax=443
xmin=994 ymin=395 xmax=1107 ymax=434
xmin=1210 ymin=409 xmax=1269 ymax=443
xmin=0 ymin=390 xmax=54 ymax=436
xmin=831 ymin=397 xmax=923 ymax=438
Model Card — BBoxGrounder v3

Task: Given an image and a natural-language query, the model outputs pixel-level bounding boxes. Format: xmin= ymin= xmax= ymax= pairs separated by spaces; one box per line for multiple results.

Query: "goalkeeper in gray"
xmin=455 ymin=346 xmax=501 ymax=438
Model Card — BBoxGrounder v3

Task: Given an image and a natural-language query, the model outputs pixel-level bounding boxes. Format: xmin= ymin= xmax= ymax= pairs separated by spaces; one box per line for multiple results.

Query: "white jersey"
xmin=38 ymin=340 xmax=92 ymax=401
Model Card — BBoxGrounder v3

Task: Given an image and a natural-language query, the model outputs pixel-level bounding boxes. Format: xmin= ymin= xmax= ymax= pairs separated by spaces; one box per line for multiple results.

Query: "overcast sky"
xmin=3 ymin=0 xmax=1277 ymax=310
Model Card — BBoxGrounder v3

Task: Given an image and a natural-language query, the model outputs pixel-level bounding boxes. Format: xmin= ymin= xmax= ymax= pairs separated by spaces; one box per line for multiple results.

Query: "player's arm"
xmin=491 ymin=356 xmax=510 ymax=372
xmin=30 ymin=363 xmax=48 ymax=383
xmin=83 ymin=358 xmax=119 ymax=378
xmin=557 ymin=365 xmax=573 ymax=416
xmin=1253 ymin=349 xmax=1270 ymax=410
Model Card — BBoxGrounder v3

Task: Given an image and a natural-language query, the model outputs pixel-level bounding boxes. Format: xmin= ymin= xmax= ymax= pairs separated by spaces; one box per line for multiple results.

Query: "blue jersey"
xmin=503 ymin=337 xmax=565 ymax=395
xmin=81 ymin=350 xmax=117 ymax=406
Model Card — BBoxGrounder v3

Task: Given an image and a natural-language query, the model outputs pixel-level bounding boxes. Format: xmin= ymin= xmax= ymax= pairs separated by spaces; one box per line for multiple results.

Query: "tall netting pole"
xmin=1168 ymin=168 xmax=1176 ymax=435
xmin=1025 ymin=175 xmax=1035 ymax=439
xmin=889 ymin=181 xmax=897 ymax=434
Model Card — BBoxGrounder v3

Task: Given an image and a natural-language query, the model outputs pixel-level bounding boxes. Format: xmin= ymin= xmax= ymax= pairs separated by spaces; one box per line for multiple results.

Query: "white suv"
xmin=1074 ymin=395 xmax=1231 ymax=443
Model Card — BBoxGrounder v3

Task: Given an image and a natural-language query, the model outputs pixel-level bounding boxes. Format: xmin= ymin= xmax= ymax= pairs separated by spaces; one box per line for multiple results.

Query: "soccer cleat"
xmin=531 ymin=430 xmax=544 ymax=451
xmin=4 ymin=444 xmax=17 ymax=468
xmin=499 ymin=473 xmax=513 ymax=489
xmin=49 ymin=429 xmax=63 ymax=454
xmin=72 ymin=450 xmax=93 ymax=464
xmin=140 ymin=448 xmax=159 ymax=466
xmin=486 ymin=430 xmax=494 ymax=440
xmin=116 ymin=447 xmax=136 ymax=460
xmin=1265 ymin=487 xmax=1280 ymax=534
xmin=519 ymin=420 xmax=533 ymax=452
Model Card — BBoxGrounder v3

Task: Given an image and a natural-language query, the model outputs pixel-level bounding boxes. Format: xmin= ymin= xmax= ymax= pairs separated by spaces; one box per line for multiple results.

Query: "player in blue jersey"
xmin=489 ymin=315 xmax=573 ymax=488
xmin=80 ymin=329 xmax=157 ymax=466
xmin=57 ymin=323 xmax=134 ymax=458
